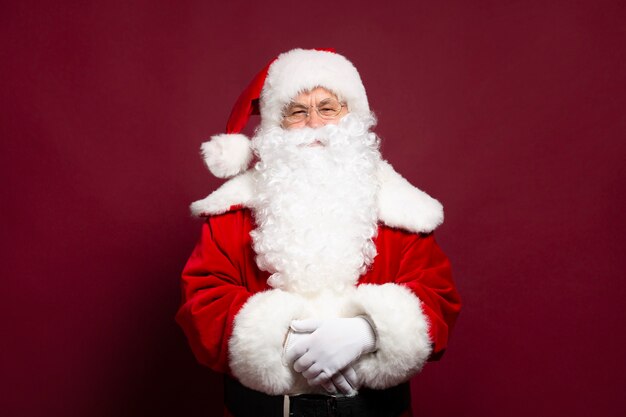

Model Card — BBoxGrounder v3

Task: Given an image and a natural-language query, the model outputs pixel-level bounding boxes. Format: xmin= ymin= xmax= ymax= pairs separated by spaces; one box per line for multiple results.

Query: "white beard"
xmin=250 ymin=114 xmax=382 ymax=296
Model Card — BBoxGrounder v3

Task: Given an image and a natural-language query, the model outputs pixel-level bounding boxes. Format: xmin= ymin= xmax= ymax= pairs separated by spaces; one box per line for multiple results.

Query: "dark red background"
xmin=2 ymin=1 xmax=625 ymax=416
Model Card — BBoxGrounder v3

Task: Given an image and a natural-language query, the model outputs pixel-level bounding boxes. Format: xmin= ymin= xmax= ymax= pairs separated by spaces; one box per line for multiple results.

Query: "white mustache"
xmin=252 ymin=113 xmax=376 ymax=152
xmin=276 ymin=125 xmax=337 ymax=147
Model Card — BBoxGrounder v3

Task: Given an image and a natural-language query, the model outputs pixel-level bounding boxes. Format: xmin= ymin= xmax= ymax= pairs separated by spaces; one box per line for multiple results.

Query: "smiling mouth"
xmin=308 ymin=139 xmax=325 ymax=147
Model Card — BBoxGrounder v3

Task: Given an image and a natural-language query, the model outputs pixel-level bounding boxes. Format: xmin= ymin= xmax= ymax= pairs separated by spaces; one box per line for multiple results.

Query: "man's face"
xmin=281 ymin=87 xmax=349 ymax=130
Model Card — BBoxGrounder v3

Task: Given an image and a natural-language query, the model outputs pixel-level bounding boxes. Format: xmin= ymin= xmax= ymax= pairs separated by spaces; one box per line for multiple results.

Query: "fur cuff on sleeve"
xmin=345 ymin=283 xmax=432 ymax=389
xmin=229 ymin=289 xmax=309 ymax=395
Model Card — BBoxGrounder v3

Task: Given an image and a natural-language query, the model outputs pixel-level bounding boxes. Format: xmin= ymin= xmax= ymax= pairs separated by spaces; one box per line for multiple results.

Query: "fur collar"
xmin=190 ymin=160 xmax=443 ymax=234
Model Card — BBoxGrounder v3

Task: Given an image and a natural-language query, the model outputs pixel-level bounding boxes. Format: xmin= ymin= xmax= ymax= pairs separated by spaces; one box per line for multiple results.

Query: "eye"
xmin=287 ymin=109 xmax=305 ymax=117
xmin=317 ymin=98 xmax=342 ymax=115
xmin=285 ymin=104 xmax=308 ymax=116
xmin=319 ymin=107 xmax=336 ymax=115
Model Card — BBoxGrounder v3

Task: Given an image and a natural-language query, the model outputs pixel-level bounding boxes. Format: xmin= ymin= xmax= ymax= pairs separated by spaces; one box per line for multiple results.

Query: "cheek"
xmin=284 ymin=122 xmax=305 ymax=130
xmin=325 ymin=111 xmax=349 ymax=126
xmin=282 ymin=120 xmax=304 ymax=130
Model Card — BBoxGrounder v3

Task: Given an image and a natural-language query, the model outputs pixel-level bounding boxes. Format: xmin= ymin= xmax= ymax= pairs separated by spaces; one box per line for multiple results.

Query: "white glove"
xmin=283 ymin=326 xmax=311 ymax=363
xmin=284 ymin=328 xmax=361 ymax=395
xmin=284 ymin=317 xmax=376 ymax=394
xmin=283 ymin=325 xmax=361 ymax=395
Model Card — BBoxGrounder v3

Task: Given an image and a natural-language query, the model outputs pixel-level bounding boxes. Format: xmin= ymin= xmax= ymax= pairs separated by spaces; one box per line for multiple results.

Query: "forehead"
xmin=291 ymin=87 xmax=339 ymax=104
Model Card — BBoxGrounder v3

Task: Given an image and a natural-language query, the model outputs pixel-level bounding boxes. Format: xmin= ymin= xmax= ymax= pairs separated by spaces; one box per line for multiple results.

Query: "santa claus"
xmin=176 ymin=48 xmax=461 ymax=417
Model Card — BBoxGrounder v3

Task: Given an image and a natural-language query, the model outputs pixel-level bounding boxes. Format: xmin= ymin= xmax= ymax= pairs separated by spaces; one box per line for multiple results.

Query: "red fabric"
xmin=226 ymin=60 xmax=273 ymax=133
xmin=175 ymin=208 xmax=461 ymax=375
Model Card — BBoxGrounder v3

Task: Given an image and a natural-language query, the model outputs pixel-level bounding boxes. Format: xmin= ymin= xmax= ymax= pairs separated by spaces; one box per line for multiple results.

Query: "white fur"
xmin=189 ymin=170 xmax=255 ymax=216
xmin=343 ymin=283 xmax=432 ymax=389
xmin=228 ymin=290 xmax=356 ymax=395
xmin=229 ymin=289 xmax=310 ymax=395
xmin=190 ymin=160 xmax=443 ymax=234
xmin=230 ymin=285 xmax=431 ymax=393
xmin=377 ymin=160 xmax=444 ymax=233
xmin=260 ymin=49 xmax=371 ymax=130
xmin=200 ymin=133 xmax=252 ymax=178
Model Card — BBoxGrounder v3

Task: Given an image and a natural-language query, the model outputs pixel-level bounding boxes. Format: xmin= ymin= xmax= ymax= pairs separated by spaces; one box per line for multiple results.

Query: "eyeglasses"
xmin=282 ymin=98 xmax=346 ymax=125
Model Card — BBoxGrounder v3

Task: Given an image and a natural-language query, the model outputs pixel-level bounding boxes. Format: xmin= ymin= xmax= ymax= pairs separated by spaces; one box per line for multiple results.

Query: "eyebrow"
xmin=290 ymin=97 xmax=336 ymax=107
xmin=288 ymin=102 xmax=308 ymax=108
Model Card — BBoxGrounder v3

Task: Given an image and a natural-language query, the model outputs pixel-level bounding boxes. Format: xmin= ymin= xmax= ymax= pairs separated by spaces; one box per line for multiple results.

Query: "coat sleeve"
xmin=175 ymin=213 xmax=253 ymax=374
xmin=349 ymin=231 xmax=461 ymax=389
xmin=176 ymin=210 xmax=309 ymax=394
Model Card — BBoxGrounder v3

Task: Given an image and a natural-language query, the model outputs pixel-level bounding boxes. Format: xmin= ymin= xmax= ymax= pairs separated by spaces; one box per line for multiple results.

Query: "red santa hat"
xmin=201 ymin=48 xmax=371 ymax=178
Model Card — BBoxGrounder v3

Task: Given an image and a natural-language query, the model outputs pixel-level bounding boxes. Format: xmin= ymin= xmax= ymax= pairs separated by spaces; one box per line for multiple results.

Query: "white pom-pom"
xmin=200 ymin=133 xmax=253 ymax=178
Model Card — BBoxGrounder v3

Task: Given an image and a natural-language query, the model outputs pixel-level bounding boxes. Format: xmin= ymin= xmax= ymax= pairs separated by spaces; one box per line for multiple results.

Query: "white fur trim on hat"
xmin=200 ymin=133 xmax=253 ymax=178
xmin=260 ymin=49 xmax=371 ymax=130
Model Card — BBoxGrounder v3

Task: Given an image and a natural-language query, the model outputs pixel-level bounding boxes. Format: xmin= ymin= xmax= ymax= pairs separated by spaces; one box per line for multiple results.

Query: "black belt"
xmin=224 ymin=376 xmax=411 ymax=417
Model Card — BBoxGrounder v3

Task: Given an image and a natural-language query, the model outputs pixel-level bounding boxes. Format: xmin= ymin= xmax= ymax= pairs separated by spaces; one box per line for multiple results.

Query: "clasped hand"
xmin=283 ymin=317 xmax=376 ymax=395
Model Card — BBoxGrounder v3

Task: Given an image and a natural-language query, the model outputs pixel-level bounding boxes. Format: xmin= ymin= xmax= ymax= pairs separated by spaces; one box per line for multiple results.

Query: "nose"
xmin=305 ymin=109 xmax=324 ymax=128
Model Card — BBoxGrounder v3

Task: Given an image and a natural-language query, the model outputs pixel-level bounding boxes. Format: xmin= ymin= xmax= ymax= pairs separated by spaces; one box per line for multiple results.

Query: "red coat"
xmin=176 ymin=207 xmax=461 ymax=384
